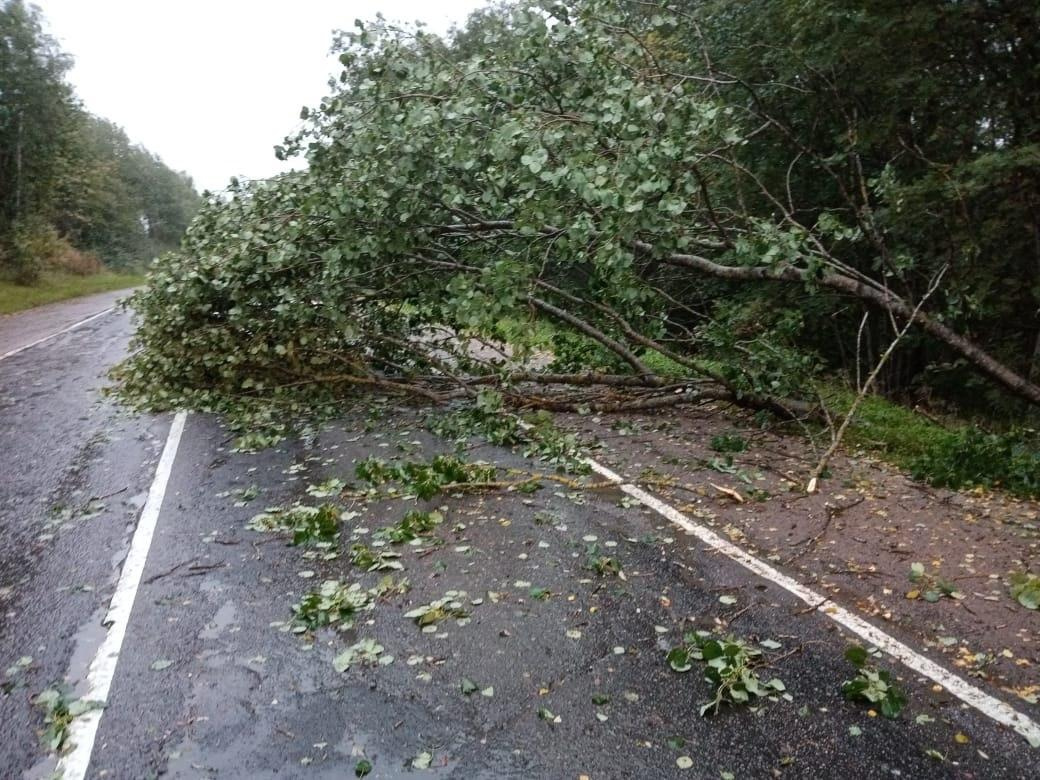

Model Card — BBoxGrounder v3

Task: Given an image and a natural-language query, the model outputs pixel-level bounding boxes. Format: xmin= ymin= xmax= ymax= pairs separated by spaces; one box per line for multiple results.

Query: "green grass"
xmin=822 ymin=387 xmax=1040 ymax=498
xmin=0 ymin=271 xmax=144 ymax=315
xmin=639 ymin=345 xmax=1040 ymax=497
xmin=824 ymin=388 xmax=951 ymax=465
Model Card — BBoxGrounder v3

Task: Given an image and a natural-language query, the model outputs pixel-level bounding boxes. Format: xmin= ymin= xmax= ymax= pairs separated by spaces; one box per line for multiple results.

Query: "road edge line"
xmin=0 ymin=306 xmax=115 ymax=361
xmin=56 ymin=411 xmax=189 ymax=779
xmin=584 ymin=457 xmax=1040 ymax=747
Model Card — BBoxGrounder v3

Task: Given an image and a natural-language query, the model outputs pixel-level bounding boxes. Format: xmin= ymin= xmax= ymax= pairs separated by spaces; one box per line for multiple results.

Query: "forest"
xmin=116 ymin=0 xmax=1040 ymax=494
xmin=0 ymin=0 xmax=199 ymax=285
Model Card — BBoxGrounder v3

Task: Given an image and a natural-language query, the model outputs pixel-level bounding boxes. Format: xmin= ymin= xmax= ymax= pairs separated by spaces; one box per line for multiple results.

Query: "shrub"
xmin=909 ymin=427 xmax=1040 ymax=497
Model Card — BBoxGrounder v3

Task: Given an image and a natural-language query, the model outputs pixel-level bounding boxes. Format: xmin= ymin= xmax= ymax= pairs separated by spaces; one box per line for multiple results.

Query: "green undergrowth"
xmin=644 ymin=344 xmax=1040 ymax=498
xmin=0 ymin=271 xmax=144 ymax=315
xmin=823 ymin=388 xmax=1040 ymax=498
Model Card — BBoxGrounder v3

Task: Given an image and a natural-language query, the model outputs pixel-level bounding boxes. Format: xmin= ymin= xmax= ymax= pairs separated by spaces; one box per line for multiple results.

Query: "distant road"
xmin=0 ymin=288 xmax=136 ymax=360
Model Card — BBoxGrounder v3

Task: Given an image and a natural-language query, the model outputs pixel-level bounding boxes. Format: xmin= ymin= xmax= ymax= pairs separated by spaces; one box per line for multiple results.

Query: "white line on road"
xmin=0 ymin=306 xmax=115 ymax=361
xmin=57 ymin=411 xmax=189 ymax=779
xmin=584 ymin=457 xmax=1040 ymax=747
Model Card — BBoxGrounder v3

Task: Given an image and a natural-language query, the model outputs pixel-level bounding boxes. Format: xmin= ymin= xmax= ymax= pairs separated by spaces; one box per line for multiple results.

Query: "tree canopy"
xmin=0 ymin=0 xmax=200 ymax=281
xmin=116 ymin=1 xmax=1040 ymax=440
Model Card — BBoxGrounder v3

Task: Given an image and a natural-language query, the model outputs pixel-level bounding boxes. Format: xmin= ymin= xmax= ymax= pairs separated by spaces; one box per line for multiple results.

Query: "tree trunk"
xmin=653 ymin=245 xmax=1040 ymax=407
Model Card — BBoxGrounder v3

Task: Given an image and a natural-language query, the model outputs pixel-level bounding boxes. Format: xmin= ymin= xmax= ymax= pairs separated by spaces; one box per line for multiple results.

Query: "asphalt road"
xmin=0 ymin=297 xmax=1037 ymax=779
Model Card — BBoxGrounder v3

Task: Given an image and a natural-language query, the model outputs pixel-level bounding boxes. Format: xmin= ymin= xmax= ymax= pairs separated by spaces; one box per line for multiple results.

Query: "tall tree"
xmin=0 ymin=0 xmax=200 ymax=279
xmin=0 ymin=0 xmax=79 ymax=276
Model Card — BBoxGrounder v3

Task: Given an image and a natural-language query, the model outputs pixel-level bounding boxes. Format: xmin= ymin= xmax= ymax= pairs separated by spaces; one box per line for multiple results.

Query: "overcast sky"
xmin=37 ymin=1 xmax=486 ymax=192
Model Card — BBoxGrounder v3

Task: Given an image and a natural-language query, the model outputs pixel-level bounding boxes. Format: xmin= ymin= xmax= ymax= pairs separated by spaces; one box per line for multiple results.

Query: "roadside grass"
xmin=641 ymin=347 xmax=1040 ymax=498
xmin=0 ymin=271 xmax=144 ymax=315
xmin=826 ymin=388 xmax=1040 ymax=498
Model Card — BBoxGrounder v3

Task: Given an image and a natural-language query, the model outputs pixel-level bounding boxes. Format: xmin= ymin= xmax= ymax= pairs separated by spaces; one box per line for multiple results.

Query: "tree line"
xmin=0 ymin=0 xmax=200 ymax=283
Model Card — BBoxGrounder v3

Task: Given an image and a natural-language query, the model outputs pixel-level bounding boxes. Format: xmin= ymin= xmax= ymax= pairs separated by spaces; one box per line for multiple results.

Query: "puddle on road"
xmin=336 ymin=729 xmax=459 ymax=779
xmin=65 ymin=605 xmax=109 ymax=698
xmin=22 ymin=754 xmax=58 ymax=780
xmin=126 ymin=490 xmax=148 ymax=510
xmin=199 ymin=600 xmax=238 ymax=640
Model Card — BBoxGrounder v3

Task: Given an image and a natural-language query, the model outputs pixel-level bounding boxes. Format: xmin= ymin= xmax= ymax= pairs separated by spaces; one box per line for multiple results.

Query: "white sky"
xmin=37 ymin=1 xmax=486 ymax=192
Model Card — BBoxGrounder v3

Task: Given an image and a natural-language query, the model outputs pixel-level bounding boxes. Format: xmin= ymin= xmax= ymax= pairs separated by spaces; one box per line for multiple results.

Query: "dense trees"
xmin=0 ymin=0 xmax=199 ymax=282
xmin=116 ymin=1 xmax=1040 ymax=436
xmin=669 ymin=0 xmax=1040 ymax=410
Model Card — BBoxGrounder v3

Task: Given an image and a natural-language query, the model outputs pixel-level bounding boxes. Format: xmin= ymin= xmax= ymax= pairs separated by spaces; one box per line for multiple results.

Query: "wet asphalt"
xmin=0 ymin=305 xmax=169 ymax=777
xmin=0 ymin=301 xmax=1037 ymax=779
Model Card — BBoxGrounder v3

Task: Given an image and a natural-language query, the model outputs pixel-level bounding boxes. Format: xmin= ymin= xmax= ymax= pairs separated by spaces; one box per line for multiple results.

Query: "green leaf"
xmin=67 ymin=698 xmax=104 ymax=717
xmin=333 ymin=649 xmax=356 ymax=673
xmin=667 ymin=647 xmax=693 ymax=673
xmin=412 ymin=751 xmax=433 ymax=769
xmin=844 ymin=645 xmax=868 ymax=668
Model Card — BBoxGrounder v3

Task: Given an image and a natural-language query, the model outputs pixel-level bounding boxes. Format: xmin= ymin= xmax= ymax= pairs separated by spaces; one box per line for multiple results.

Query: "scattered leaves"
xmin=842 ymin=645 xmax=907 ymax=719
xmin=667 ymin=631 xmax=789 ymax=716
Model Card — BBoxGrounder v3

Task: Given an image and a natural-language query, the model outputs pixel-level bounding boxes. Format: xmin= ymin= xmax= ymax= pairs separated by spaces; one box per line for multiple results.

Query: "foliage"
xmin=667 ymin=631 xmax=788 ymax=716
xmin=356 ymin=455 xmax=495 ymax=499
xmin=585 ymin=543 xmax=622 ymax=577
xmin=33 ymin=685 xmax=103 ymax=753
xmin=247 ymin=504 xmax=340 ymax=547
xmin=403 ymin=591 xmax=470 ymax=627
xmin=427 ymin=389 xmax=523 ymax=446
xmin=306 ymin=477 xmax=347 ymax=498
xmin=1009 ymin=572 xmax=1040 ymax=611
xmin=906 ymin=562 xmax=961 ymax=603
xmin=0 ymin=2 xmax=200 ymax=278
xmin=112 ymin=0 xmax=1040 ymax=461
xmin=841 ymin=646 xmax=907 ymax=719
xmin=349 ymin=543 xmax=403 ymax=572
xmin=907 ymin=427 xmax=1040 ymax=498
xmin=521 ymin=411 xmax=590 ymax=474
xmin=826 ymin=388 xmax=1040 ymax=499
xmin=291 ymin=579 xmax=372 ymax=632
xmin=679 ymin=0 xmax=1040 ymax=400
xmin=374 ymin=509 xmax=443 ymax=544
xmin=333 ymin=638 xmax=393 ymax=672
xmin=710 ymin=434 xmax=747 ymax=454
xmin=428 ymin=391 xmax=589 ymax=474
xmin=111 ymin=1 xmax=837 ymax=420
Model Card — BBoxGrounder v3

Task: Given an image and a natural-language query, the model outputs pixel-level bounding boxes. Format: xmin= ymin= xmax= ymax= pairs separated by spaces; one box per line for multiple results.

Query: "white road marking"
xmin=584 ymin=457 xmax=1040 ymax=747
xmin=0 ymin=306 xmax=115 ymax=361
xmin=57 ymin=411 xmax=189 ymax=779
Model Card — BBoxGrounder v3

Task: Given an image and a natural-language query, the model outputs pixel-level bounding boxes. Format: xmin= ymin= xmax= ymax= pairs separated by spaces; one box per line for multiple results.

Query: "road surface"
xmin=0 ymin=296 xmax=1036 ymax=778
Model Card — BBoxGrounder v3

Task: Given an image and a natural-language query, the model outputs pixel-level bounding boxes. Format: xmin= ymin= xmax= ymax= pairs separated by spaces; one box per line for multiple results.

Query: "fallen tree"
xmin=114 ymin=1 xmax=1040 ymax=431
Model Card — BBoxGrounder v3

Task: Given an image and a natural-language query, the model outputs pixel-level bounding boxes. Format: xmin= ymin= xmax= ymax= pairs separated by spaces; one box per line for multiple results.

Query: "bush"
xmin=0 ymin=218 xmax=103 ymax=284
xmin=909 ymin=427 xmax=1040 ymax=497
xmin=47 ymin=245 xmax=103 ymax=276
xmin=1 ymin=217 xmax=60 ymax=284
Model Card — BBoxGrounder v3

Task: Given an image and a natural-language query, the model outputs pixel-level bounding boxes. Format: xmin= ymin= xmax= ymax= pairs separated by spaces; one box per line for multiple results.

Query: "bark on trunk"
xmin=653 ymin=245 xmax=1040 ymax=407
